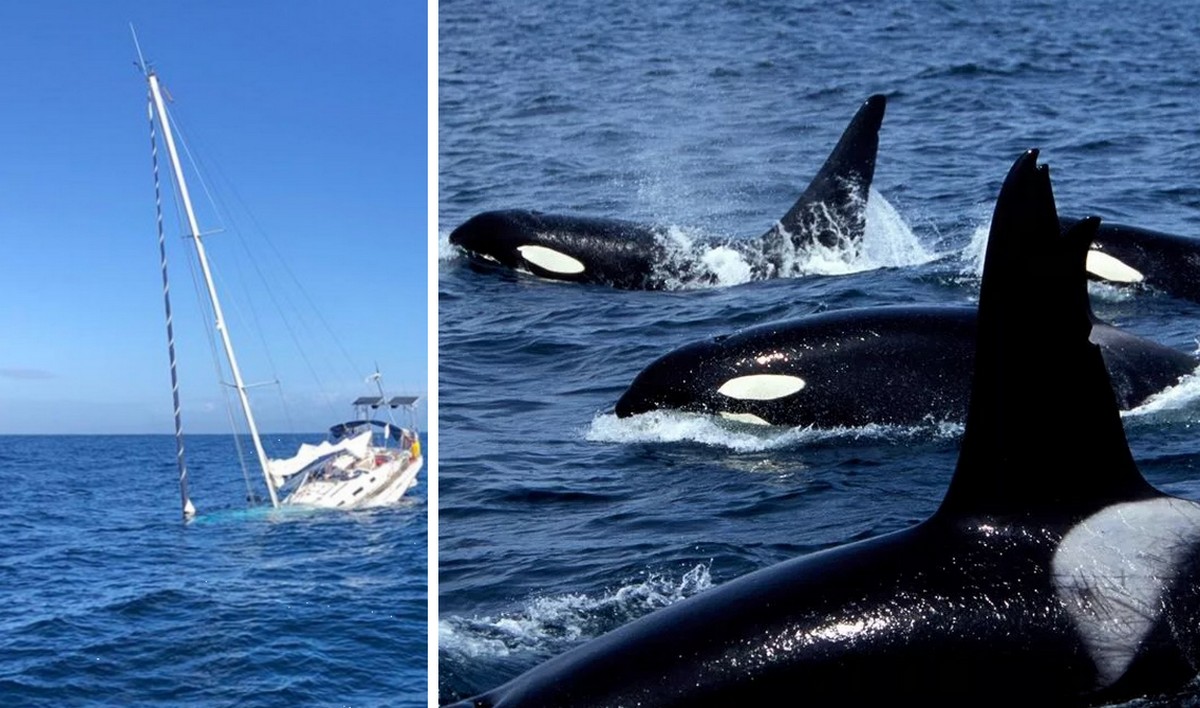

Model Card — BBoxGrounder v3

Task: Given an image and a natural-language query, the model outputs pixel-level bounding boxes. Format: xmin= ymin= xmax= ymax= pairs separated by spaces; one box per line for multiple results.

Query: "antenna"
xmin=367 ymin=364 xmax=398 ymax=426
xmin=130 ymin=24 xmax=149 ymax=76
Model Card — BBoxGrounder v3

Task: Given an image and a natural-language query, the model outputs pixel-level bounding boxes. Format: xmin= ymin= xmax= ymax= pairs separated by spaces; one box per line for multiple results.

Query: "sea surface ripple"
xmin=0 ymin=434 xmax=427 ymax=706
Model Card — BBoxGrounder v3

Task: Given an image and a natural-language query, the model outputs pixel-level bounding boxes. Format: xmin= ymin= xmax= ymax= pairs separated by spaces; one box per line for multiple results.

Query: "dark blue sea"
xmin=438 ymin=0 xmax=1200 ymax=704
xmin=0 ymin=434 xmax=427 ymax=706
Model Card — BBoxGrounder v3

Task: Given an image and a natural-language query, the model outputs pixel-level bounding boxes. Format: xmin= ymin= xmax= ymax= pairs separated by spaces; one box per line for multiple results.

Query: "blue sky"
xmin=0 ymin=2 xmax=428 ymax=434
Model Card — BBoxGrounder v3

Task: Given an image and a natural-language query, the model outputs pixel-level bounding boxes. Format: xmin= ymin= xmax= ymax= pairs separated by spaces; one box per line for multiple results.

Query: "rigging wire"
xmin=170 ymin=113 xmax=319 ymax=430
xmin=166 ymin=99 xmax=359 ymax=426
xmin=190 ymin=141 xmax=374 ymax=397
xmin=168 ymin=110 xmax=304 ymax=440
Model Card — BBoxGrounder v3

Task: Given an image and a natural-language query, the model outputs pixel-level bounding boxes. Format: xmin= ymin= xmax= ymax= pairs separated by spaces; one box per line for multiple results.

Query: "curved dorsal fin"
xmin=937 ymin=150 xmax=1154 ymax=518
xmin=765 ymin=94 xmax=885 ymax=250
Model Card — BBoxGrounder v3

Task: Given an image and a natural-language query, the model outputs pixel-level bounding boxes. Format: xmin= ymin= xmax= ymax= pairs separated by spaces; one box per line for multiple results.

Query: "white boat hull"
xmin=283 ymin=450 xmax=423 ymax=510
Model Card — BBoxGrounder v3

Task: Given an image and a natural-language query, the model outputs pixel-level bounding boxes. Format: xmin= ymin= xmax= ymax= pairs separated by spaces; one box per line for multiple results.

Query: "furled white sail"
xmin=268 ymin=430 xmax=374 ymax=485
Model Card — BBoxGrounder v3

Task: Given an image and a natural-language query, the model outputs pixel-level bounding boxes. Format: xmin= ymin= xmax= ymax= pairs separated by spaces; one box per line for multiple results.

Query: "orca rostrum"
xmin=451 ymin=150 xmax=1200 ymax=707
xmin=448 ymin=95 xmax=886 ymax=289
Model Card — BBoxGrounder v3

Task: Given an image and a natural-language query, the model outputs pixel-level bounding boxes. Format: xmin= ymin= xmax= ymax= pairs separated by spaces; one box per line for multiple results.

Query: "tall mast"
xmin=145 ymin=92 xmax=194 ymax=520
xmin=145 ymin=70 xmax=280 ymax=508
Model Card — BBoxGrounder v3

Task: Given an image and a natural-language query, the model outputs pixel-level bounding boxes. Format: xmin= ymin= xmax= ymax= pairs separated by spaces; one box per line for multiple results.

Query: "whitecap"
xmin=439 ymin=564 xmax=713 ymax=659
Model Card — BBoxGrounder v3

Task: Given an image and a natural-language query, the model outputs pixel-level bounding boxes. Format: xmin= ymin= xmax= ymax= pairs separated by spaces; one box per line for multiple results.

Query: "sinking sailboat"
xmin=273 ymin=390 xmax=423 ymax=509
xmin=137 ymin=41 xmax=422 ymax=517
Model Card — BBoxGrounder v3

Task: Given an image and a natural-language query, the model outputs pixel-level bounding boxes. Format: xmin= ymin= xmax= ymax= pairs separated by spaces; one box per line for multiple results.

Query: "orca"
xmin=450 ymin=151 xmax=1200 ymax=707
xmin=448 ymin=95 xmax=886 ymax=290
xmin=614 ymin=304 xmax=1195 ymax=427
xmin=1070 ymin=218 xmax=1200 ymax=303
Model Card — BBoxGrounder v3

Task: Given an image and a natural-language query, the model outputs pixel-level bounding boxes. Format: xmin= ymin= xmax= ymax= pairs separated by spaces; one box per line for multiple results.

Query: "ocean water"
xmin=438 ymin=0 xmax=1200 ymax=704
xmin=0 ymin=434 xmax=427 ymax=706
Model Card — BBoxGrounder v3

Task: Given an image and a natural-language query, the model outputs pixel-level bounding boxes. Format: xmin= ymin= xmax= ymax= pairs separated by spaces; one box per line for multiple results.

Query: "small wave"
xmin=1161 ymin=479 xmax=1200 ymax=502
xmin=439 ymin=563 xmax=713 ymax=660
xmin=439 ymin=229 xmax=460 ymax=261
xmin=586 ymin=411 xmax=962 ymax=452
xmin=1087 ymin=280 xmax=1140 ymax=303
xmin=187 ymin=504 xmax=322 ymax=525
xmin=1124 ymin=367 xmax=1200 ymax=421
xmin=915 ymin=62 xmax=1023 ymax=79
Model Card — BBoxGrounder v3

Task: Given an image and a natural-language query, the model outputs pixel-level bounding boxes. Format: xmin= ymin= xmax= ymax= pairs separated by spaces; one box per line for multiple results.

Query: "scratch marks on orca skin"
xmin=1052 ymin=497 xmax=1200 ymax=686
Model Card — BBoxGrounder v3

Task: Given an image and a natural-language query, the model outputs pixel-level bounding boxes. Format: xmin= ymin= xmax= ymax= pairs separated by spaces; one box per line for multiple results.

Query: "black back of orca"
xmin=1065 ymin=216 xmax=1200 ymax=303
xmin=612 ymin=305 xmax=1195 ymax=427
xmin=451 ymin=151 xmax=1200 ymax=707
xmin=448 ymin=95 xmax=886 ymax=289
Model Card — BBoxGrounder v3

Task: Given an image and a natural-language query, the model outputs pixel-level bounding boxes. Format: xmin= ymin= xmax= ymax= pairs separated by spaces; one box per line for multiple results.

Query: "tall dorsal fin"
xmin=937 ymin=150 xmax=1155 ymax=518
xmin=764 ymin=94 xmax=885 ymax=250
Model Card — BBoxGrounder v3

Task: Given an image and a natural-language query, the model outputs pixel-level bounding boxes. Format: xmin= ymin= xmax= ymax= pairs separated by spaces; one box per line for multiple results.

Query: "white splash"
xmin=960 ymin=221 xmax=990 ymax=277
xmin=861 ymin=191 xmax=938 ymax=269
xmin=1123 ymin=366 xmax=1200 ymax=419
xmin=699 ymin=244 xmax=755 ymax=286
xmin=1087 ymin=280 xmax=1140 ymax=304
xmin=587 ymin=411 xmax=961 ymax=452
xmin=767 ymin=190 xmax=934 ymax=277
xmin=438 ymin=619 xmax=515 ymax=659
xmin=439 ymin=229 xmax=460 ymax=261
xmin=438 ymin=564 xmax=713 ymax=660
xmin=655 ymin=226 xmax=746 ymax=290
xmin=651 ymin=190 xmax=933 ymax=289
xmin=589 ymin=410 xmax=802 ymax=452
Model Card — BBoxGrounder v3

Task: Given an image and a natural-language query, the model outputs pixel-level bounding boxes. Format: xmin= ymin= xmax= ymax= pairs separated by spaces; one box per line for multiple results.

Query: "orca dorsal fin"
xmin=937 ymin=150 xmax=1154 ymax=518
xmin=764 ymin=94 xmax=885 ymax=252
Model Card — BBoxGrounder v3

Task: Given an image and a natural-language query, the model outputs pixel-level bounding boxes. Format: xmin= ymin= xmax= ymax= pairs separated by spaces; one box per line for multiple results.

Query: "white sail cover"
xmin=268 ymin=430 xmax=374 ymax=484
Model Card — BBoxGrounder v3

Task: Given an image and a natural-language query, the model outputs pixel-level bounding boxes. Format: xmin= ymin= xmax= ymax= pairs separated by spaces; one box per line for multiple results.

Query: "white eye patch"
xmin=1086 ymin=249 xmax=1144 ymax=284
xmin=517 ymin=245 xmax=586 ymax=274
xmin=717 ymin=374 xmax=805 ymax=400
